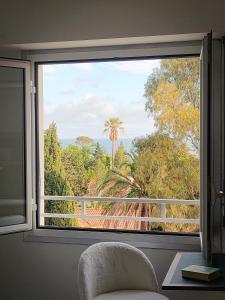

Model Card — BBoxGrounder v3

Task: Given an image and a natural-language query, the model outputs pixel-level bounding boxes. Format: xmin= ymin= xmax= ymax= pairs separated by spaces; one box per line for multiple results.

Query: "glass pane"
xmin=39 ymin=56 xmax=200 ymax=233
xmin=0 ymin=66 xmax=26 ymax=226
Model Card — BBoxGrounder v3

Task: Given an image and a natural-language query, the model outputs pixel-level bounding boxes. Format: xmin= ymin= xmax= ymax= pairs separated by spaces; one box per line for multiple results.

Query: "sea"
xmin=60 ymin=138 xmax=133 ymax=154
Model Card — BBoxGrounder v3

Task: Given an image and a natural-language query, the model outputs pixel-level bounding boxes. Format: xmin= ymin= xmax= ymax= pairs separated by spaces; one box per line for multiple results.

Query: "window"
xmin=0 ymin=58 xmax=32 ymax=234
xmin=0 ymin=34 xmax=224 ymax=257
xmin=36 ymin=55 xmax=201 ymax=234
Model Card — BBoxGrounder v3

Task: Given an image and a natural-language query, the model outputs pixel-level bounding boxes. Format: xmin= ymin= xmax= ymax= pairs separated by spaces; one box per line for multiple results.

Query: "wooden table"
xmin=162 ymin=252 xmax=225 ymax=291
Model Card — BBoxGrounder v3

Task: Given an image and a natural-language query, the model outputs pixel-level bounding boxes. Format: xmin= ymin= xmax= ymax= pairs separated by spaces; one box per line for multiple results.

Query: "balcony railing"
xmin=42 ymin=196 xmax=200 ymax=225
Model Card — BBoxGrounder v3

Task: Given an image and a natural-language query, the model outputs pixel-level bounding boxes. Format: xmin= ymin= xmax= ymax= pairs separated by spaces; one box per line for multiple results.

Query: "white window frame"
xmin=24 ymin=41 xmax=203 ymax=250
xmin=0 ymin=58 xmax=33 ymax=234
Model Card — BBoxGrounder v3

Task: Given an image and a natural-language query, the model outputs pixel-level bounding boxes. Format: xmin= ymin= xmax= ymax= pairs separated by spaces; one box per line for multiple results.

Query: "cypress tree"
xmin=44 ymin=122 xmax=76 ymax=227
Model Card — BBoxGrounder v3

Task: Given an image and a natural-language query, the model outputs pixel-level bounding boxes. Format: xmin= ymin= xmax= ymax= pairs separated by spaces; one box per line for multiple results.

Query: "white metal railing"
xmin=42 ymin=196 xmax=200 ymax=225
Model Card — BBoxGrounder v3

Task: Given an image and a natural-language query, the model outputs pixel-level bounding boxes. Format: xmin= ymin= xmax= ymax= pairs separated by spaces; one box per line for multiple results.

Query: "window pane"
xmin=0 ymin=66 xmax=26 ymax=226
xmin=39 ymin=57 xmax=200 ymax=233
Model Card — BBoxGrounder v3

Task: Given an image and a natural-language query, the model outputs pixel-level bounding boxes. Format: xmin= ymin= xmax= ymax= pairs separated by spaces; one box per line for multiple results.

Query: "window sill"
xmin=23 ymin=228 xmax=201 ymax=251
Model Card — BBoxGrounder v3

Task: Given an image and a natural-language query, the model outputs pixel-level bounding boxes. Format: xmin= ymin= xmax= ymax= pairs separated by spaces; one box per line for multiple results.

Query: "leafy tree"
xmin=101 ymin=133 xmax=199 ymax=200
xmin=75 ymin=136 xmax=95 ymax=149
xmin=94 ymin=142 xmax=104 ymax=160
xmin=80 ymin=145 xmax=96 ymax=172
xmin=44 ymin=122 xmax=76 ymax=227
xmin=99 ymin=133 xmax=199 ymax=231
xmin=144 ymin=58 xmax=200 ymax=153
xmin=133 ymin=133 xmax=199 ymax=200
xmin=62 ymin=145 xmax=89 ymax=196
xmin=94 ymin=142 xmax=111 ymax=169
xmin=87 ymin=158 xmax=109 ymax=196
xmin=134 ymin=133 xmax=199 ymax=232
xmin=98 ymin=152 xmax=151 ymax=231
xmin=44 ymin=122 xmax=72 ymax=196
xmin=85 ymin=143 xmax=111 ymax=196
xmin=98 ymin=143 xmax=150 ymax=230
xmin=104 ymin=118 xmax=124 ymax=167
xmin=114 ymin=142 xmax=129 ymax=172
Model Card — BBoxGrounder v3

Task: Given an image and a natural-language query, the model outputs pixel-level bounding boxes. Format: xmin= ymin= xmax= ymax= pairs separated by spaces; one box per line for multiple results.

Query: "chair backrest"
xmin=78 ymin=242 xmax=159 ymax=300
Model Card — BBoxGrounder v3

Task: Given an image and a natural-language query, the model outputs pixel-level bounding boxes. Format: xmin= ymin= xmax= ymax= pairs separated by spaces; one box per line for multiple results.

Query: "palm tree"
xmin=104 ymin=118 xmax=124 ymax=167
xmin=98 ymin=153 xmax=154 ymax=231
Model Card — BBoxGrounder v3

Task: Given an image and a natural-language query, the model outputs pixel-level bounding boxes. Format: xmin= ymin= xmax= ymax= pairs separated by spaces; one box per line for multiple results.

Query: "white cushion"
xmin=94 ymin=290 xmax=169 ymax=300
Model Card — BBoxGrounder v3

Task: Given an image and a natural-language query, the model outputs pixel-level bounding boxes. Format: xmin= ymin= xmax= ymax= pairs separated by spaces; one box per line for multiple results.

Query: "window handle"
xmin=216 ymin=191 xmax=225 ymax=227
xmin=217 ymin=191 xmax=225 ymax=198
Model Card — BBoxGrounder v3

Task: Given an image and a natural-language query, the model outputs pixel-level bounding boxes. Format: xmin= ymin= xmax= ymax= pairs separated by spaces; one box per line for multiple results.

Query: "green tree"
xmin=87 ymin=158 xmax=109 ymax=196
xmin=94 ymin=142 xmax=104 ymax=160
xmin=44 ymin=122 xmax=76 ymax=227
xmin=99 ymin=133 xmax=199 ymax=232
xmin=133 ymin=133 xmax=199 ymax=232
xmin=133 ymin=133 xmax=199 ymax=200
xmin=62 ymin=145 xmax=89 ymax=196
xmin=85 ymin=143 xmax=111 ymax=196
xmin=144 ymin=58 xmax=200 ymax=153
xmin=104 ymin=118 xmax=124 ymax=167
xmin=98 ymin=151 xmax=151 ymax=231
xmin=114 ymin=142 xmax=129 ymax=173
xmin=94 ymin=142 xmax=111 ymax=169
xmin=75 ymin=136 xmax=95 ymax=149
xmin=80 ymin=145 xmax=96 ymax=172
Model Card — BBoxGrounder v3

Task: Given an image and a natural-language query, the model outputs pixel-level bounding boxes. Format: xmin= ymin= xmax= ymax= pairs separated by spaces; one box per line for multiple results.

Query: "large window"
xmin=36 ymin=56 xmax=201 ymax=234
xmin=0 ymin=35 xmax=222 ymax=259
xmin=0 ymin=59 xmax=32 ymax=234
xmin=0 ymin=35 xmax=223 ymax=261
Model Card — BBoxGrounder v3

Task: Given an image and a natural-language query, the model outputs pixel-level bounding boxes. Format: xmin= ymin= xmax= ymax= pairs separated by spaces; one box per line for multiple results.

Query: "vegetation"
xmin=44 ymin=57 xmax=200 ymax=232
xmin=75 ymin=136 xmax=96 ymax=149
xmin=98 ymin=133 xmax=199 ymax=231
xmin=144 ymin=58 xmax=200 ymax=153
xmin=44 ymin=122 xmax=76 ymax=227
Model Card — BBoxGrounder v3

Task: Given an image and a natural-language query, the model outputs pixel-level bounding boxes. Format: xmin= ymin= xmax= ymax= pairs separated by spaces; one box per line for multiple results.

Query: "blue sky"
xmin=43 ymin=59 xmax=161 ymax=139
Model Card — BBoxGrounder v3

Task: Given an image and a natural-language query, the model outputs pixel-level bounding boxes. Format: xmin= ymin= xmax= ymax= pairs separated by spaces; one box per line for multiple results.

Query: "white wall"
xmin=0 ymin=0 xmax=225 ymax=46
xmin=0 ymin=232 xmax=223 ymax=300
xmin=0 ymin=1 xmax=225 ymax=299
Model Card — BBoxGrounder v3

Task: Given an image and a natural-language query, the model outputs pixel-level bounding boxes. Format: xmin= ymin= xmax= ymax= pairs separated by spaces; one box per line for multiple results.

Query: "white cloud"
xmin=42 ymin=60 xmax=158 ymax=139
xmin=45 ymin=94 xmax=114 ymax=133
xmin=44 ymin=94 xmax=155 ymax=139
xmin=110 ymin=59 xmax=161 ymax=75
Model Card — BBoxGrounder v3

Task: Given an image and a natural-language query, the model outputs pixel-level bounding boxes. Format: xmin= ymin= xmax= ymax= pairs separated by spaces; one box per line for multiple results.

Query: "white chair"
xmin=78 ymin=242 xmax=169 ymax=300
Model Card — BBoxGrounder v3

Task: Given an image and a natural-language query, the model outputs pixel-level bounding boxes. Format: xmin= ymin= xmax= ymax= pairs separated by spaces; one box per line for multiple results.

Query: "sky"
xmin=43 ymin=59 xmax=161 ymax=140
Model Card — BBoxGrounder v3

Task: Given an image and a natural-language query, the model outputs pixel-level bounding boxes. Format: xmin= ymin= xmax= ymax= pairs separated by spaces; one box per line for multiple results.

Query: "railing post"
xmin=81 ymin=201 xmax=86 ymax=216
xmin=161 ymin=203 xmax=166 ymax=219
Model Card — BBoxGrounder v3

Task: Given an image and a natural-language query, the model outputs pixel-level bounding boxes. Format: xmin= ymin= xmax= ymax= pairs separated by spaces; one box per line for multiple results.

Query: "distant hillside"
xmin=60 ymin=138 xmax=134 ymax=154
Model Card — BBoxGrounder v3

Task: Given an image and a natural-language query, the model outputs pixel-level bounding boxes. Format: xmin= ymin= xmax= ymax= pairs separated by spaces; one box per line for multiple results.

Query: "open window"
xmin=0 ymin=58 xmax=32 ymax=234
xmin=1 ymin=33 xmax=225 ymax=256
xmin=36 ymin=54 xmax=201 ymax=234
xmin=201 ymin=33 xmax=225 ymax=261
